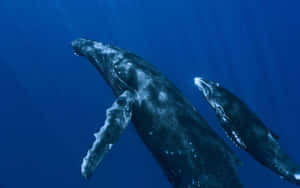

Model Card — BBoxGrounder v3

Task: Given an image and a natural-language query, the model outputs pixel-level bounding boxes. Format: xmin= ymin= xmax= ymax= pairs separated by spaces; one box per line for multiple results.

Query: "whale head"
xmin=194 ymin=77 xmax=231 ymax=114
xmin=72 ymin=38 xmax=148 ymax=96
xmin=194 ymin=77 xmax=222 ymax=106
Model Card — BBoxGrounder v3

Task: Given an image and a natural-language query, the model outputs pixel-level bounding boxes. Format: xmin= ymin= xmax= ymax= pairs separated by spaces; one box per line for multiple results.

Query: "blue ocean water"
xmin=1 ymin=0 xmax=300 ymax=187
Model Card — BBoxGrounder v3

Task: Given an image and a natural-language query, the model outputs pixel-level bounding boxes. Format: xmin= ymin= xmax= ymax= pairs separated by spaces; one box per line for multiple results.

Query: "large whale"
xmin=71 ymin=38 xmax=243 ymax=188
xmin=194 ymin=77 xmax=300 ymax=186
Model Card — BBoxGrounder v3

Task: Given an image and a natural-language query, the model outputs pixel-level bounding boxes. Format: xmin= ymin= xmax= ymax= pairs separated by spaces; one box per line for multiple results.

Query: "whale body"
xmin=195 ymin=77 xmax=300 ymax=186
xmin=71 ymin=38 xmax=243 ymax=188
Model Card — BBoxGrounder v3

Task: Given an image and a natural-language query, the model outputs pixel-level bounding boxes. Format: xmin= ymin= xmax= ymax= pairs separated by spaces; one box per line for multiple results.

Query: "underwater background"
xmin=1 ymin=0 xmax=300 ymax=187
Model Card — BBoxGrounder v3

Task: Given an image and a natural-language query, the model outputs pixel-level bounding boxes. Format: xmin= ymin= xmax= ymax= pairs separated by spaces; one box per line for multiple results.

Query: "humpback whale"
xmin=71 ymin=38 xmax=243 ymax=188
xmin=194 ymin=77 xmax=300 ymax=186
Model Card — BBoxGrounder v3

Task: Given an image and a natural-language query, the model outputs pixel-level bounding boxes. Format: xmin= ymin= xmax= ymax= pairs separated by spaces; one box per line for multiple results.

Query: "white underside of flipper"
xmin=81 ymin=90 xmax=135 ymax=179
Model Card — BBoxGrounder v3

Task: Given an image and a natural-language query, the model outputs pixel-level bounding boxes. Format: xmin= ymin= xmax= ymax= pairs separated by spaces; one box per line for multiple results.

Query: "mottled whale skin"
xmin=195 ymin=77 xmax=300 ymax=186
xmin=71 ymin=38 xmax=243 ymax=188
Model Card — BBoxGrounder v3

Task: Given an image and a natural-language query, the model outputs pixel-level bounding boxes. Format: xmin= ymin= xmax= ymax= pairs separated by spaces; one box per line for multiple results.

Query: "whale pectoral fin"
xmin=81 ymin=90 xmax=135 ymax=179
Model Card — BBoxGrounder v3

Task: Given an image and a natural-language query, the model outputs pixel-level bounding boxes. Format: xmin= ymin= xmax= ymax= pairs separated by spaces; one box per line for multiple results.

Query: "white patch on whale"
xmin=93 ymin=42 xmax=124 ymax=65
xmin=194 ymin=77 xmax=202 ymax=87
xmin=136 ymin=70 xmax=152 ymax=103
xmin=267 ymin=132 xmax=279 ymax=144
xmin=94 ymin=42 xmax=116 ymax=54
xmin=214 ymin=103 xmax=229 ymax=123
xmin=194 ymin=77 xmax=214 ymax=98
xmin=158 ymin=91 xmax=167 ymax=102
xmin=294 ymin=173 xmax=300 ymax=180
xmin=122 ymin=62 xmax=132 ymax=72
xmin=231 ymin=131 xmax=247 ymax=149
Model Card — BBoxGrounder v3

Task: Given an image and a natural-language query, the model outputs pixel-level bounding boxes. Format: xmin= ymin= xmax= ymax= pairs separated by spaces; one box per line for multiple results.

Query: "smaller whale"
xmin=194 ymin=77 xmax=300 ymax=186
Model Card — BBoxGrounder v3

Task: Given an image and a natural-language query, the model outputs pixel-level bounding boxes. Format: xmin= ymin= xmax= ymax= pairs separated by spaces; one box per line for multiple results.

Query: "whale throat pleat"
xmin=81 ymin=90 xmax=135 ymax=179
